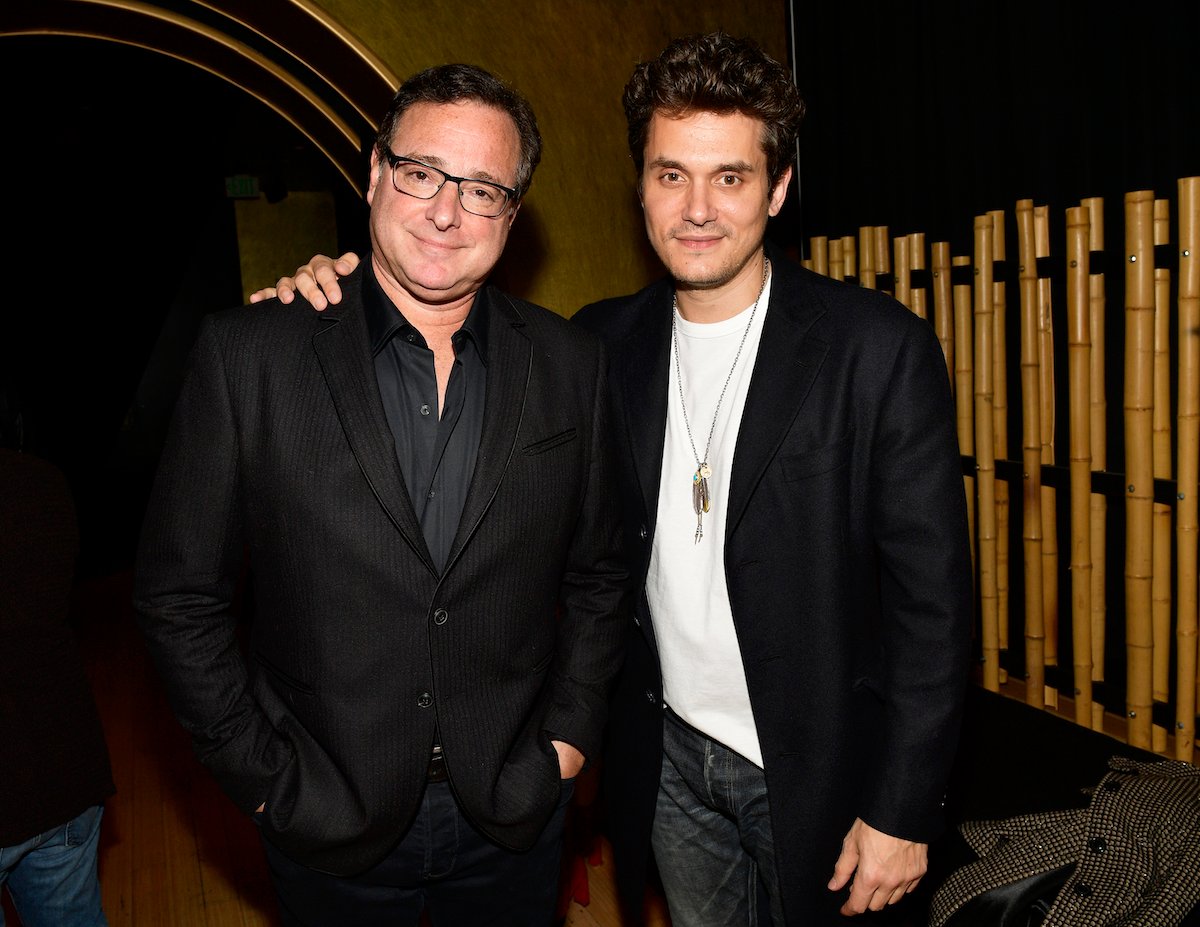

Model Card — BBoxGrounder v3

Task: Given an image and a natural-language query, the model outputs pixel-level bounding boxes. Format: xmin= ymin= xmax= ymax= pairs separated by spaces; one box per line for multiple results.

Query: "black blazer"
xmin=574 ymin=250 xmax=974 ymax=925
xmin=135 ymin=267 xmax=629 ymax=875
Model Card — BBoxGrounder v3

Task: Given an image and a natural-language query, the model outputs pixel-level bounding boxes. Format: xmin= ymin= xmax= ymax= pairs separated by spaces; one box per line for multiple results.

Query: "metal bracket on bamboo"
xmin=966 ymin=456 xmax=1180 ymax=506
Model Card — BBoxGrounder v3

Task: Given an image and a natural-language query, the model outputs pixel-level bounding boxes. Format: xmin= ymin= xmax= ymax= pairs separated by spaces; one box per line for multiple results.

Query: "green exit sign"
xmin=225 ymin=175 xmax=260 ymax=199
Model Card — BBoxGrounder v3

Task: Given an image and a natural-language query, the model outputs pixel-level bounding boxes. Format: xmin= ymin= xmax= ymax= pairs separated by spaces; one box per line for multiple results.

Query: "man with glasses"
xmin=135 ymin=64 xmax=628 ymax=926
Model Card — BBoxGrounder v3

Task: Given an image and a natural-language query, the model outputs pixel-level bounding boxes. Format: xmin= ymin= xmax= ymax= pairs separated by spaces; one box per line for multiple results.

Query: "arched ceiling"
xmin=2 ymin=0 xmax=398 ymax=195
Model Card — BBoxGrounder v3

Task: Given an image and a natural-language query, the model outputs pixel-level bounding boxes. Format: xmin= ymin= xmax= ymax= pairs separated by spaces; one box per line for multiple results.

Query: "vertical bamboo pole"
xmin=975 ymin=217 xmax=999 ymax=691
xmin=1082 ymin=195 xmax=1108 ymax=731
xmin=842 ymin=236 xmax=857 ymax=283
xmin=811 ymin=236 xmax=830 ymax=277
xmin=859 ymin=226 xmax=877 ymax=289
xmin=910 ymin=233 xmax=929 ymax=322
xmin=991 ymin=210 xmax=1011 ymax=664
xmin=933 ymin=242 xmax=954 ymax=384
xmin=1035 ymin=206 xmax=1059 ymax=684
xmin=1125 ymin=189 xmax=1156 ymax=750
xmin=1066 ymin=206 xmax=1094 ymax=726
xmin=875 ymin=225 xmax=892 ymax=295
xmin=830 ymin=237 xmax=845 ymax=283
xmin=894 ymin=233 xmax=912 ymax=310
xmin=1017 ymin=200 xmax=1046 ymax=707
xmin=1176 ymin=177 xmax=1199 ymax=761
xmin=1152 ymin=198 xmax=1173 ymax=754
xmin=954 ymin=254 xmax=977 ymax=572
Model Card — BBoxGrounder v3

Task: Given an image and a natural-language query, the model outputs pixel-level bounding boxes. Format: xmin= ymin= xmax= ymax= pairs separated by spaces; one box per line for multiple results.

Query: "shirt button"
xmin=417 ymin=692 xmax=433 ymax=708
xmin=433 ymin=608 xmax=448 ymax=626
xmin=406 ymin=333 xmax=418 ymax=344
xmin=428 ymin=490 xmax=436 ymax=498
xmin=1087 ymin=837 xmax=1107 ymax=854
xmin=1072 ymin=883 xmax=1093 ymax=898
xmin=639 ymin=525 xmax=648 ymax=540
xmin=420 ymin=404 xmax=431 ymax=416
xmin=645 ymin=689 xmax=656 ymax=704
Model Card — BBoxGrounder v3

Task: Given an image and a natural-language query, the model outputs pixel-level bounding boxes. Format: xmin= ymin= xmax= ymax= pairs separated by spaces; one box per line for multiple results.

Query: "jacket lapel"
xmin=616 ymin=281 xmax=673 ymax=534
xmin=726 ymin=258 xmax=830 ymax=538
xmin=311 ymin=278 xmax=436 ymax=574
xmin=443 ymin=289 xmax=531 ymax=570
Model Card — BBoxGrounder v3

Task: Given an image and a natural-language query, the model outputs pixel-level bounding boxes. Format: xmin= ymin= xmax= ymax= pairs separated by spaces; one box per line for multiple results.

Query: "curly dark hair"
xmin=623 ymin=32 xmax=805 ymax=189
xmin=375 ymin=64 xmax=542 ymax=198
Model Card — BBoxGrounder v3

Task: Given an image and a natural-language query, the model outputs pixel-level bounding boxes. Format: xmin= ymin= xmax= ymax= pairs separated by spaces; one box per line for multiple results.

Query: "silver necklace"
xmin=671 ymin=256 xmax=769 ymax=543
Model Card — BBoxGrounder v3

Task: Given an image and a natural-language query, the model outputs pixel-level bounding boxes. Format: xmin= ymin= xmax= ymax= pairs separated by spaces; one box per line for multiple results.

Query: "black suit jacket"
xmin=135 ymin=267 xmax=628 ymax=875
xmin=574 ymin=250 xmax=973 ymax=925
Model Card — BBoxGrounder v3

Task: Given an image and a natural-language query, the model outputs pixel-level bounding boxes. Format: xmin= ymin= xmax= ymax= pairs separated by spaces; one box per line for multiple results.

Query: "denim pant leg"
xmin=651 ymin=712 xmax=785 ymax=927
xmin=0 ymin=804 xmax=108 ymax=927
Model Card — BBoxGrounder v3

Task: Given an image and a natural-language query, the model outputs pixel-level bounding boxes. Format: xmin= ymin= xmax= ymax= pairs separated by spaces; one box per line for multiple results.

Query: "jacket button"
xmin=639 ymin=525 xmax=648 ymax=540
xmin=645 ymin=689 xmax=656 ymax=704
xmin=433 ymin=608 xmax=448 ymax=626
xmin=1087 ymin=836 xmax=1107 ymax=854
xmin=417 ymin=692 xmax=433 ymax=708
xmin=1072 ymin=882 xmax=1093 ymax=898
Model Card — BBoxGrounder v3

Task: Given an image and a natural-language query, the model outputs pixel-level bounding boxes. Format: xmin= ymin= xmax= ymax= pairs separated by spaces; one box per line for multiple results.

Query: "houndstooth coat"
xmin=930 ymin=757 xmax=1200 ymax=927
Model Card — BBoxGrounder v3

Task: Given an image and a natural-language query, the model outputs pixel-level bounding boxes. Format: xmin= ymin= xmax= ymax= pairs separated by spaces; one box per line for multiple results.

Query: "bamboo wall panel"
xmin=829 ymin=237 xmax=845 ymax=282
xmin=1035 ymin=206 xmax=1060 ymax=680
xmin=1017 ymin=199 xmax=1046 ymax=708
xmin=1153 ymin=199 xmax=1173 ymax=753
xmin=909 ymin=233 xmax=929 ymax=321
xmin=894 ymin=233 xmax=912 ymax=310
xmin=975 ymin=216 xmax=1000 ymax=690
xmin=1066 ymin=206 xmax=1094 ymax=726
xmin=933 ymin=242 xmax=954 ymax=384
xmin=803 ymin=178 xmax=1200 ymax=766
xmin=1083 ymin=196 xmax=1108 ymax=734
xmin=1178 ymin=177 xmax=1200 ymax=761
xmin=875 ymin=226 xmax=892 ymax=295
xmin=811 ymin=236 xmax=829 ymax=277
xmin=991 ymin=210 xmax=1011 ymax=662
xmin=859 ymin=226 xmax=877 ymax=289
xmin=953 ymin=253 xmax=978 ymax=573
xmin=1125 ymin=189 xmax=1156 ymax=750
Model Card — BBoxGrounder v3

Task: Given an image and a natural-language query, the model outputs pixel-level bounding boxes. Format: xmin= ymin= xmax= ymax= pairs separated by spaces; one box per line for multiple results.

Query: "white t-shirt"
xmin=647 ymin=274 xmax=772 ymax=768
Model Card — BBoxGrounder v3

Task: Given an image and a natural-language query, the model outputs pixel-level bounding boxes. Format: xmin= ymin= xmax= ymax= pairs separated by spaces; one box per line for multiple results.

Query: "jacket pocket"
xmin=779 ymin=433 xmax=852 ymax=482
xmin=522 ymin=428 xmax=578 ymax=456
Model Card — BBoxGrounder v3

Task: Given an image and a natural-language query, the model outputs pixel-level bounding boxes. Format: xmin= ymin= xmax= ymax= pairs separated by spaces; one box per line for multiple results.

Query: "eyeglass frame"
xmin=380 ymin=148 xmax=520 ymax=218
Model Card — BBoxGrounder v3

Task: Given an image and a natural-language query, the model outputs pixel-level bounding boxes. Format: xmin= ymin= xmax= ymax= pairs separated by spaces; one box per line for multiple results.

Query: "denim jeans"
xmin=261 ymin=778 xmax=574 ymax=926
xmin=0 ymin=803 xmax=108 ymax=927
xmin=652 ymin=710 xmax=785 ymax=927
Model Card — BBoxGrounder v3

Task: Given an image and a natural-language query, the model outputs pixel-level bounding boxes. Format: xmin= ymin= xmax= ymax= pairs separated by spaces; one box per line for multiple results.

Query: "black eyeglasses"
xmin=382 ymin=149 xmax=518 ymax=218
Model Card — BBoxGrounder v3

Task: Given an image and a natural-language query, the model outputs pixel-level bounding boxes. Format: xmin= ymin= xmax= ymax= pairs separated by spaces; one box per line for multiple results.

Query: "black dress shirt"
xmin=363 ymin=259 xmax=487 ymax=573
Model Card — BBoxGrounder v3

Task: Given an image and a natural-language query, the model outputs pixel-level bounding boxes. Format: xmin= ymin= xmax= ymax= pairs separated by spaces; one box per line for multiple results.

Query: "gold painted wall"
xmin=309 ymin=0 xmax=788 ymax=315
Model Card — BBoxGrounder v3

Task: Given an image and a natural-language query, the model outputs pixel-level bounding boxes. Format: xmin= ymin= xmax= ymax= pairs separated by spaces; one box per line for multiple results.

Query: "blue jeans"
xmin=0 ymin=804 xmax=108 ymax=927
xmin=262 ymin=778 xmax=574 ymax=926
xmin=652 ymin=710 xmax=785 ymax=927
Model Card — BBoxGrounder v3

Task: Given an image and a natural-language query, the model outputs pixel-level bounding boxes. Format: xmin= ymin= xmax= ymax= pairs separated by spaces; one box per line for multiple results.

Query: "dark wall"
xmin=781 ymin=0 xmax=1200 ymax=256
xmin=2 ymin=36 xmax=356 ymax=575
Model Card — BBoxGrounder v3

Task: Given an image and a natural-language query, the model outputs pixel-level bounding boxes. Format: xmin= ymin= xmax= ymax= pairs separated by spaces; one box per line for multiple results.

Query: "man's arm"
xmin=248 ymin=252 xmax=360 ymax=308
xmin=134 ymin=317 xmax=293 ymax=813
xmin=833 ymin=316 xmax=973 ymax=913
xmin=541 ymin=340 xmax=631 ymax=773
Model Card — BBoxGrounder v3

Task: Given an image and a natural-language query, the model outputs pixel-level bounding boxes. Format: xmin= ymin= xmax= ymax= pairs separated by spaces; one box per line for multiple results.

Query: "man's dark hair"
xmin=623 ymin=32 xmax=805 ymax=190
xmin=375 ymin=64 xmax=542 ymax=198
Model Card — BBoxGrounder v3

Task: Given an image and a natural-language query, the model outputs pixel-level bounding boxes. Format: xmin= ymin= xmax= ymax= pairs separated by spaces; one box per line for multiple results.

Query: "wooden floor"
xmin=7 ymin=570 xmax=668 ymax=927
